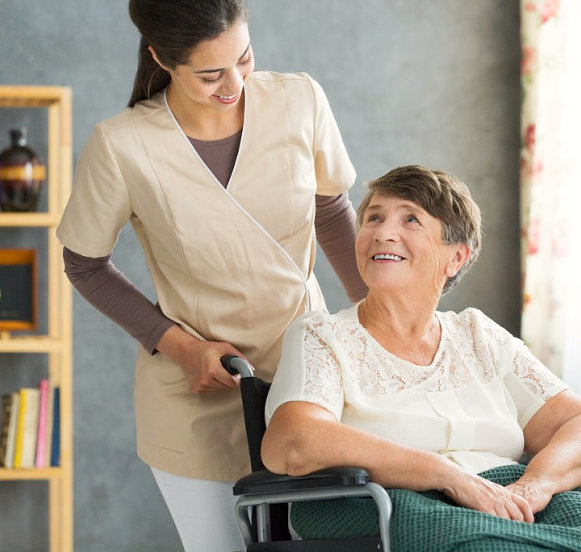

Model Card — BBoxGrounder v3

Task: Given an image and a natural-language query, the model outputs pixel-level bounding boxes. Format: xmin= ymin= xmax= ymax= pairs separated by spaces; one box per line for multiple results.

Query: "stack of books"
xmin=0 ymin=379 xmax=60 ymax=469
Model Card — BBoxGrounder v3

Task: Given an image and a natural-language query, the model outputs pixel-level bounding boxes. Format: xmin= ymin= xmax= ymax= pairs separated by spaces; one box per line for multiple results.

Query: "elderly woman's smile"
xmin=371 ymin=253 xmax=405 ymax=261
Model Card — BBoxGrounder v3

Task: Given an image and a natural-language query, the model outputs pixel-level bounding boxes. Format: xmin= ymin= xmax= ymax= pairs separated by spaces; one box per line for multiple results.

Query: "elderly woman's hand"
xmin=443 ymin=471 xmax=535 ymax=523
xmin=506 ymin=478 xmax=553 ymax=514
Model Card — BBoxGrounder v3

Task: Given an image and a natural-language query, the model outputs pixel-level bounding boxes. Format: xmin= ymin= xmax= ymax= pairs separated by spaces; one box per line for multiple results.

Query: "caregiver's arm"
xmin=509 ymin=390 xmax=581 ymax=513
xmin=262 ymin=401 xmax=534 ymax=522
xmin=64 ymin=247 xmax=242 ymax=393
xmin=315 ymin=193 xmax=367 ymax=302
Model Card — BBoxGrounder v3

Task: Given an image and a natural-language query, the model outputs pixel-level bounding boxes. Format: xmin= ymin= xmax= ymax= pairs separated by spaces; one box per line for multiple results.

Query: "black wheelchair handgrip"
xmin=220 ymin=354 xmax=240 ymax=375
xmin=220 ymin=355 xmax=255 ymax=378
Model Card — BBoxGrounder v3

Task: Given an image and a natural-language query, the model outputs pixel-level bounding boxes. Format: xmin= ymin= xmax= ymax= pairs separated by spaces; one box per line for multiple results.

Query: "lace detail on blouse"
xmin=303 ymin=321 xmax=344 ymax=418
xmin=301 ymin=308 xmax=565 ymax=402
xmin=512 ymin=347 xmax=564 ymax=401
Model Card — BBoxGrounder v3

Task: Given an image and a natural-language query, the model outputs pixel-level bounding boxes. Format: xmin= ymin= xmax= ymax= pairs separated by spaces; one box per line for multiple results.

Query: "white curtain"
xmin=520 ymin=0 xmax=581 ymax=392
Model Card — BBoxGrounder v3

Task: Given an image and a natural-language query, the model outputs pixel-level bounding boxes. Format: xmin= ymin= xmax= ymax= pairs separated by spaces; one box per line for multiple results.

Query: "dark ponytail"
xmin=127 ymin=0 xmax=249 ymax=107
xmin=129 ymin=37 xmax=171 ymax=108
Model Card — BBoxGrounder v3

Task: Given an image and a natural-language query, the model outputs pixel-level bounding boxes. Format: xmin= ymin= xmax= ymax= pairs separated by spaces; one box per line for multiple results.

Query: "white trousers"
xmin=151 ymin=467 xmax=246 ymax=552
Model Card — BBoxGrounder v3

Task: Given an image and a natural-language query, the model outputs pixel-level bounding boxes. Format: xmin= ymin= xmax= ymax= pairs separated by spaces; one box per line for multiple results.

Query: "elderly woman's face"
xmin=356 ymin=194 xmax=467 ymax=295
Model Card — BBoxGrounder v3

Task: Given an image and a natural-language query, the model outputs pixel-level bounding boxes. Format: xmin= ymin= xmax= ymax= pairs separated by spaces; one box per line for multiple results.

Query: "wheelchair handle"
xmin=220 ymin=355 xmax=255 ymax=378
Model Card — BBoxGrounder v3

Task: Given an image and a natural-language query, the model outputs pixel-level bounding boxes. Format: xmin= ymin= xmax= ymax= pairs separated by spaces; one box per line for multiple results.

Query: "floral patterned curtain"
xmin=520 ymin=0 xmax=581 ymax=391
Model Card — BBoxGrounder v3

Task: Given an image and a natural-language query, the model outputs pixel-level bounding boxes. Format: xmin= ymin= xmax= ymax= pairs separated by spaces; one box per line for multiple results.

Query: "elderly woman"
xmin=261 ymin=165 xmax=581 ymax=549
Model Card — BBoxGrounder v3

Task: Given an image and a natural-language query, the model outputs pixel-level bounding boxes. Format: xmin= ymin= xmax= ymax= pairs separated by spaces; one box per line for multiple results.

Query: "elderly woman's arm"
xmin=507 ymin=390 xmax=581 ymax=513
xmin=262 ymin=401 xmax=534 ymax=522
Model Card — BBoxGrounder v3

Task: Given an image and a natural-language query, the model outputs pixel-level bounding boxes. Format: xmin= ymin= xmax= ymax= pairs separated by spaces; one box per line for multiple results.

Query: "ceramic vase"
xmin=0 ymin=128 xmax=46 ymax=212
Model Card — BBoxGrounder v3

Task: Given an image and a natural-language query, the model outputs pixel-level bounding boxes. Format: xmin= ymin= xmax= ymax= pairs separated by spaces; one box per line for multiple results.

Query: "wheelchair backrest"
xmin=240 ymin=376 xmax=272 ymax=472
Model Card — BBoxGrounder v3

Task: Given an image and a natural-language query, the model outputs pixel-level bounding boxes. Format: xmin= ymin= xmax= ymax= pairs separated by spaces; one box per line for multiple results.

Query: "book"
xmin=43 ymin=382 xmax=55 ymax=468
xmin=4 ymin=392 xmax=19 ymax=468
xmin=19 ymin=387 xmax=41 ymax=468
xmin=13 ymin=388 xmax=27 ymax=468
xmin=35 ymin=379 xmax=50 ymax=468
xmin=0 ymin=393 xmax=11 ymax=467
xmin=50 ymin=386 xmax=60 ymax=467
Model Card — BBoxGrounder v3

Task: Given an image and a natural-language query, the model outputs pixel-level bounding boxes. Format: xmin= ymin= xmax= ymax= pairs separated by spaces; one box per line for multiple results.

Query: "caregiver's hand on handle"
xmin=156 ymin=325 xmax=244 ymax=393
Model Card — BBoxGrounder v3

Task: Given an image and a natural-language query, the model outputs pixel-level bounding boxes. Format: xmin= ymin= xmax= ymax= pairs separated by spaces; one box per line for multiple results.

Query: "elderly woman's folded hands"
xmin=444 ymin=468 xmax=534 ymax=522
xmin=505 ymin=479 xmax=552 ymax=515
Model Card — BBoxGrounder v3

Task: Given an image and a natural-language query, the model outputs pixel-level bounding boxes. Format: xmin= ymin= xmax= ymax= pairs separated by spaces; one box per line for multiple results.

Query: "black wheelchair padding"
xmin=221 ymin=355 xmax=270 ymax=472
xmin=234 ymin=467 xmax=371 ymax=496
xmin=239 ymin=377 xmax=271 ymax=472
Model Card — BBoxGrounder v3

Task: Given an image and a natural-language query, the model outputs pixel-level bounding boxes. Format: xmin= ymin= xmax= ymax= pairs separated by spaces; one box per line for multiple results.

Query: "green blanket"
xmin=291 ymin=464 xmax=581 ymax=551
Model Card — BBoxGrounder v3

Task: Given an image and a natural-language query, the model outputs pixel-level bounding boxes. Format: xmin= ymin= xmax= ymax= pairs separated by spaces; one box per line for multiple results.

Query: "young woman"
xmin=57 ymin=0 xmax=366 ymax=549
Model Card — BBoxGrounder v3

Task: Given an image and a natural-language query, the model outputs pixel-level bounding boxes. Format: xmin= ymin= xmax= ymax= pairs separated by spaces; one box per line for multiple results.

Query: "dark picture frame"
xmin=0 ymin=249 xmax=37 ymax=331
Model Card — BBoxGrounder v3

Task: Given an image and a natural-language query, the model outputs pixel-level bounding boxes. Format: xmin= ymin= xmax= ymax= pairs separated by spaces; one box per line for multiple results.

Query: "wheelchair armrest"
xmin=233 ymin=466 xmax=371 ymax=496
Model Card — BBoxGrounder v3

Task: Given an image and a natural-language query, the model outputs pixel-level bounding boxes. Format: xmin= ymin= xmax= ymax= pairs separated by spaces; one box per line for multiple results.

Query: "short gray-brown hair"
xmin=356 ymin=165 xmax=482 ymax=294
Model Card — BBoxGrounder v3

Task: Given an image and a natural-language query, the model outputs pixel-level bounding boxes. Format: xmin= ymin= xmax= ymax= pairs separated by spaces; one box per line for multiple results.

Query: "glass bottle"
xmin=0 ymin=128 xmax=46 ymax=212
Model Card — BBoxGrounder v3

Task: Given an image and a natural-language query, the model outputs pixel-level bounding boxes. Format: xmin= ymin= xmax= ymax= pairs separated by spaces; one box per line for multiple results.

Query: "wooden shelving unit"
xmin=0 ymin=86 xmax=73 ymax=551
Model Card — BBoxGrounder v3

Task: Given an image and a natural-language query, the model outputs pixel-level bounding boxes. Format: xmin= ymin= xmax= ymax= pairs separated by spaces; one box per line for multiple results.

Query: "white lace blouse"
xmin=265 ymin=304 xmax=568 ymax=474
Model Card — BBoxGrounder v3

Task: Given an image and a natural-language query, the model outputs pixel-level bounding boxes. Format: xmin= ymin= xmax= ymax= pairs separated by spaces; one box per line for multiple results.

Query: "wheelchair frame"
xmin=222 ymin=355 xmax=393 ymax=551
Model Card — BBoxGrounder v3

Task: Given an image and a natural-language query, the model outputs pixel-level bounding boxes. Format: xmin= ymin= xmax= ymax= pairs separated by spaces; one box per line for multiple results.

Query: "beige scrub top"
xmin=57 ymin=71 xmax=356 ymax=481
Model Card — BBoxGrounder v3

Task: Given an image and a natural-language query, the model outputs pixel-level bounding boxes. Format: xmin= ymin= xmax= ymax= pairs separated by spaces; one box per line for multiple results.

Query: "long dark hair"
xmin=127 ymin=0 xmax=249 ymax=107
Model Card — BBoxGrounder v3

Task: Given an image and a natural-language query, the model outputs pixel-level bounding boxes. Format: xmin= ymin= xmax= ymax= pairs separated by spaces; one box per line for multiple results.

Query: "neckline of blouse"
xmin=346 ymin=301 xmax=446 ymax=369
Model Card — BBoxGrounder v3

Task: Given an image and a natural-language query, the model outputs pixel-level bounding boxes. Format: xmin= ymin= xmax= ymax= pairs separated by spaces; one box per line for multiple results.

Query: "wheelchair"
xmin=222 ymin=355 xmax=393 ymax=552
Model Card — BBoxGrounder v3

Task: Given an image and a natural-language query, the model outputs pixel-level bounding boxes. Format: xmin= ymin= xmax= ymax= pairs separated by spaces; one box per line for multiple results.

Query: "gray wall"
xmin=0 ymin=1 xmax=521 ymax=550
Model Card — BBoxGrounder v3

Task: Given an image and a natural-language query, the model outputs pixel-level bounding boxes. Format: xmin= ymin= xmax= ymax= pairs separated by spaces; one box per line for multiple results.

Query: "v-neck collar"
xmin=162 ymin=85 xmax=248 ymax=191
xmin=160 ymin=82 xmax=311 ymax=310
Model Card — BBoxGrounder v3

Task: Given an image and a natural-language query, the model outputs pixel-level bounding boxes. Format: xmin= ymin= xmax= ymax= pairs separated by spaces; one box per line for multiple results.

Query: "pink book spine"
xmin=35 ymin=379 xmax=49 ymax=468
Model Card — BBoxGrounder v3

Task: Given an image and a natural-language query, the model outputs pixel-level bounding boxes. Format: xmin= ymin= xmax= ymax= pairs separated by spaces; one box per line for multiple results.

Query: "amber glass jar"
xmin=0 ymin=128 xmax=46 ymax=212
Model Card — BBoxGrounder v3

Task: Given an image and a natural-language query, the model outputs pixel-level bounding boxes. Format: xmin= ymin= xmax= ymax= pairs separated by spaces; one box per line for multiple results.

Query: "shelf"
xmin=0 ymin=213 xmax=61 ymax=227
xmin=0 ymin=85 xmax=73 ymax=552
xmin=0 ymin=336 xmax=65 ymax=353
xmin=0 ymin=467 xmax=63 ymax=481
xmin=0 ymin=86 xmax=68 ymax=107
